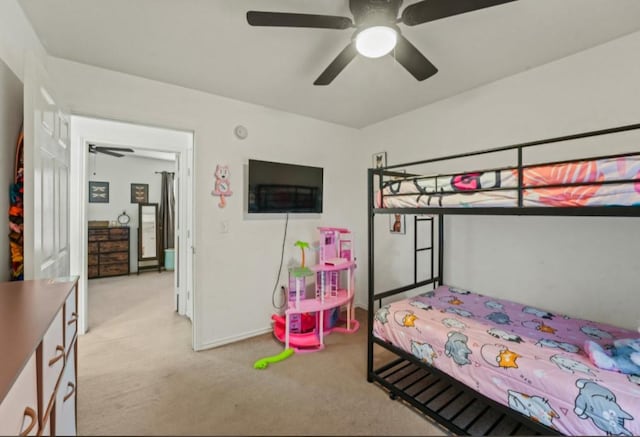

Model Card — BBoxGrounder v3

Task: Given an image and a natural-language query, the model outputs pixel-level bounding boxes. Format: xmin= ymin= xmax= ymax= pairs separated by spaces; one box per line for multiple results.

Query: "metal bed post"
xmin=413 ymin=216 xmax=418 ymax=284
xmin=517 ymin=146 xmax=523 ymax=208
xmin=430 ymin=217 xmax=434 ymax=283
xmin=367 ymin=168 xmax=375 ymax=382
xmin=438 ymin=213 xmax=444 ymax=286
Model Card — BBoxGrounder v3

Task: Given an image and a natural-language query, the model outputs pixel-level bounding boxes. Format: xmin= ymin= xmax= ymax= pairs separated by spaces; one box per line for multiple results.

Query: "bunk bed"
xmin=366 ymin=122 xmax=640 ymax=436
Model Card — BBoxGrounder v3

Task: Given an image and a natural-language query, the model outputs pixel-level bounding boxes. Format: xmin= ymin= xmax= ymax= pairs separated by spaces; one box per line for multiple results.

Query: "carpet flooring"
xmin=79 ymin=272 xmax=447 ymax=435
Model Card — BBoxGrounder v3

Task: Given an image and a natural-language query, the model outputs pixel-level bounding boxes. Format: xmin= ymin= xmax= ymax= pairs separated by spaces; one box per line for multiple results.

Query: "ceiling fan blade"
xmin=314 ymin=43 xmax=358 ymax=86
xmin=97 ymin=149 xmax=125 ymax=158
xmin=247 ymin=11 xmax=353 ymax=29
xmin=95 ymin=146 xmax=134 ymax=153
xmin=393 ymin=36 xmax=438 ymax=81
xmin=401 ymin=0 xmax=517 ymax=26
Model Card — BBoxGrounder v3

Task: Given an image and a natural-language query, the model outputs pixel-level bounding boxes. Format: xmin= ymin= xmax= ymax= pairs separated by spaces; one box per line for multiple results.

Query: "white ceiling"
xmin=18 ymin=0 xmax=640 ymax=128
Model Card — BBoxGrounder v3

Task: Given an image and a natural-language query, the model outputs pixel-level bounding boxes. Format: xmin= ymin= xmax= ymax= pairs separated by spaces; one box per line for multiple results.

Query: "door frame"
xmin=69 ymin=115 xmax=196 ymax=348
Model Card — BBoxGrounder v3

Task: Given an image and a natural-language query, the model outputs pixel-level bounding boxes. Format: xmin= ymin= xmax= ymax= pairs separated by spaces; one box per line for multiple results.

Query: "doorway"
xmin=69 ymin=116 xmax=195 ymax=348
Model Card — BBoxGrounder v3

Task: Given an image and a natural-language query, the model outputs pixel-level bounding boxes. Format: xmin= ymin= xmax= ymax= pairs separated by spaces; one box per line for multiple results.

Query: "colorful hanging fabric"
xmin=9 ymin=128 xmax=24 ymax=281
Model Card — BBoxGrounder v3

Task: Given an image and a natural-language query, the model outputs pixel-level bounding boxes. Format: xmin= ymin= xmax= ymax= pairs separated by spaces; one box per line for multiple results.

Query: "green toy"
xmin=294 ymin=240 xmax=310 ymax=268
xmin=253 ymin=348 xmax=295 ymax=369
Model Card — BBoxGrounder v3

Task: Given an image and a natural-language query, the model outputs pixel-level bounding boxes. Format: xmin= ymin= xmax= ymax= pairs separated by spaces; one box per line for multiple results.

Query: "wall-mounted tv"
xmin=248 ymin=159 xmax=323 ymax=213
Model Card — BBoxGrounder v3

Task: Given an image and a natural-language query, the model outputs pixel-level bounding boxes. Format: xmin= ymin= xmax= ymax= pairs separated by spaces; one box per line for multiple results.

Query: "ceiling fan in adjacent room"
xmin=247 ymin=0 xmax=516 ymax=85
xmin=88 ymin=144 xmax=135 ymax=158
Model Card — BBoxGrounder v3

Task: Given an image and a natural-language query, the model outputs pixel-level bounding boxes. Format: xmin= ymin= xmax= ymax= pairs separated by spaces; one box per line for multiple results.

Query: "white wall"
xmin=88 ymin=154 xmax=175 ymax=273
xmin=0 ymin=58 xmax=23 ymax=281
xmin=0 ymin=0 xmax=47 ymax=81
xmin=49 ymin=57 xmax=366 ymax=349
xmin=363 ymin=30 xmax=640 ymax=330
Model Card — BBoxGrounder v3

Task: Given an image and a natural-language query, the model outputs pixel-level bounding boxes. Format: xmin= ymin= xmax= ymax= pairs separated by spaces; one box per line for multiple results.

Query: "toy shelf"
xmin=310 ymin=260 xmax=355 ymax=272
xmin=286 ymin=289 xmax=353 ymax=314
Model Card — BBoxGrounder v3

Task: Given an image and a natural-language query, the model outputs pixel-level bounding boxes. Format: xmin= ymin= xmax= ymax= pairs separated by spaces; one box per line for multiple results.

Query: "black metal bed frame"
xmin=366 ymin=122 xmax=640 ymax=436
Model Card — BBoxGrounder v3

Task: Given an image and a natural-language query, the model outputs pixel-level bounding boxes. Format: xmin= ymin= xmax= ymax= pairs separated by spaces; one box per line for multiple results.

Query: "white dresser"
xmin=0 ymin=277 xmax=79 ymax=436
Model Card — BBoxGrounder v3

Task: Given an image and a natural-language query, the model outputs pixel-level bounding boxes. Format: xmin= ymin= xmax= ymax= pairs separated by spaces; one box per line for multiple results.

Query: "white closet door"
xmin=23 ymin=55 xmax=71 ymax=279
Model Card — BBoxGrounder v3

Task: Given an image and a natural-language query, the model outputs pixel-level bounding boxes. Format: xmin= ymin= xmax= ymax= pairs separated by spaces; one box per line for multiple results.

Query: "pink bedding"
xmin=373 ymin=285 xmax=640 ymax=436
xmin=377 ymin=155 xmax=640 ymax=208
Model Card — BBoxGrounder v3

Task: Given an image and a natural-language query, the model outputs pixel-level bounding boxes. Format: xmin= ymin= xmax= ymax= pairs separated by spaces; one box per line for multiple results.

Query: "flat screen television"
xmin=248 ymin=159 xmax=323 ymax=213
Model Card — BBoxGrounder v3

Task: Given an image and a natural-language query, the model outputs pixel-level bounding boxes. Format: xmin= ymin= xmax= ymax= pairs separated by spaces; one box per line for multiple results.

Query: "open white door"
xmin=185 ymin=147 xmax=194 ymax=321
xmin=23 ymin=55 xmax=70 ymax=279
xmin=175 ymin=149 xmax=194 ymax=320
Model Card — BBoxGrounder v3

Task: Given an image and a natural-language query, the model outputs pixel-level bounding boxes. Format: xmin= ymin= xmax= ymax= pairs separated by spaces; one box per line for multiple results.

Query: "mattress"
xmin=377 ymin=155 xmax=640 ymax=208
xmin=373 ymin=285 xmax=640 ymax=436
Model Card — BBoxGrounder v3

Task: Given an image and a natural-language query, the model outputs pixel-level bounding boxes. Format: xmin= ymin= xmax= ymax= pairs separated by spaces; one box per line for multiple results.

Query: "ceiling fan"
xmin=247 ymin=0 xmax=516 ymax=85
xmin=88 ymin=144 xmax=135 ymax=158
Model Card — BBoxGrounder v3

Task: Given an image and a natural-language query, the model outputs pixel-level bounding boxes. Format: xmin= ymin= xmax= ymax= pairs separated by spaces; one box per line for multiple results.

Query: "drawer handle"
xmin=48 ymin=345 xmax=65 ymax=367
xmin=63 ymin=381 xmax=76 ymax=402
xmin=67 ymin=312 xmax=78 ymax=325
xmin=19 ymin=406 xmax=37 ymax=436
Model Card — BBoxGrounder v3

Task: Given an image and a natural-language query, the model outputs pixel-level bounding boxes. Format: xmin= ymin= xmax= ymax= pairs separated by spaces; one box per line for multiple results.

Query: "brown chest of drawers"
xmin=88 ymin=227 xmax=130 ymax=278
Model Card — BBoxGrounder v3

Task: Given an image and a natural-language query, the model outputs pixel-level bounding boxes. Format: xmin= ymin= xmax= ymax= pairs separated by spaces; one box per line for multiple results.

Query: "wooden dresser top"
xmin=0 ymin=277 xmax=78 ymax=404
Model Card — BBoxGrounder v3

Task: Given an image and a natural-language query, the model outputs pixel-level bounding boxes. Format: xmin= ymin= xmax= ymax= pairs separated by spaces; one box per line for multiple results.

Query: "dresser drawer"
xmin=109 ymin=228 xmax=129 ymax=240
xmin=88 ymin=254 xmax=98 ymax=266
xmin=0 ymin=353 xmax=38 ymax=436
xmin=88 ymin=229 xmax=109 ymax=241
xmin=99 ymin=263 xmax=129 ymax=277
xmin=40 ymin=309 xmax=65 ymax=418
xmin=99 ymin=252 xmax=128 ymax=264
xmin=88 ymin=265 xmax=99 ymax=278
xmin=65 ymin=287 xmax=78 ymax=355
xmin=55 ymin=346 xmax=76 ymax=437
xmin=99 ymin=240 xmax=128 ymax=253
xmin=39 ymin=410 xmax=51 ymax=436
xmin=87 ymin=242 xmax=98 ymax=253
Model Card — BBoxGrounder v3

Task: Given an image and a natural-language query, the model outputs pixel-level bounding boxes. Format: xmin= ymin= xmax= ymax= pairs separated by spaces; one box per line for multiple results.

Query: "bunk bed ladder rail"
xmin=413 ymin=215 xmax=436 ymax=285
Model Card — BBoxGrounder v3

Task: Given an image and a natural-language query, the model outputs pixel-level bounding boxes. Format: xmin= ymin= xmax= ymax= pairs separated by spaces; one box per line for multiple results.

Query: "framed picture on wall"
xmin=131 ymin=183 xmax=149 ymax=204
xmin=389 ymin=214 xmax=405 ymax=234
xmin=88 ymin=181 xmax=109 ymax=203
xmin=372 ymin=151 xmax=387 ymax=169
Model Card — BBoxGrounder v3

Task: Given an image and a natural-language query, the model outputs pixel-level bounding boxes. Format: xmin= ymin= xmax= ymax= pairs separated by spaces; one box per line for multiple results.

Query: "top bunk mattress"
xmin=376 ymin=155 xmax=640 ymax=209
xmin=373 ymin=285 xmax=640 ymax=436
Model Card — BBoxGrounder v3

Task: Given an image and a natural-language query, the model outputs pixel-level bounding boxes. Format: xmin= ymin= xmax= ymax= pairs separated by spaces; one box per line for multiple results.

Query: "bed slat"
xmin=371 ymin=356 xmax=559 ymax=436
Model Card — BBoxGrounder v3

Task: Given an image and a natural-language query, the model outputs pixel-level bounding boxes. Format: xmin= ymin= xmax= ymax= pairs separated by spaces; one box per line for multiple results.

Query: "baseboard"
xmin=195 ymin=305 xmax=369 ymax=351
xmin=355 ymin=301 xmax=368 ymax=311
xmin=195 ymin=326 xmax=273 ymax=351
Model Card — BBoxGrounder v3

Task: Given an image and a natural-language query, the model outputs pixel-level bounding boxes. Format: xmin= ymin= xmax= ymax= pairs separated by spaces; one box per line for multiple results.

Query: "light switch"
xmin=220 ymin=220 xmax=229 ymax=233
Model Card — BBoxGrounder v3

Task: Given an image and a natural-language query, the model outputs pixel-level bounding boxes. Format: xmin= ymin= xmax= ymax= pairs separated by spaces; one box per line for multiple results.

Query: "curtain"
xmin=158 ymin=171 xmax=175 ymax=266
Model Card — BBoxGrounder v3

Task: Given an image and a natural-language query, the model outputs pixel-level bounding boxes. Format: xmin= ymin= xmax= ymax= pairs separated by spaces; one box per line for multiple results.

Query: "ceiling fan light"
xmin=355 ymin=26 xmax=398 ymax=58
